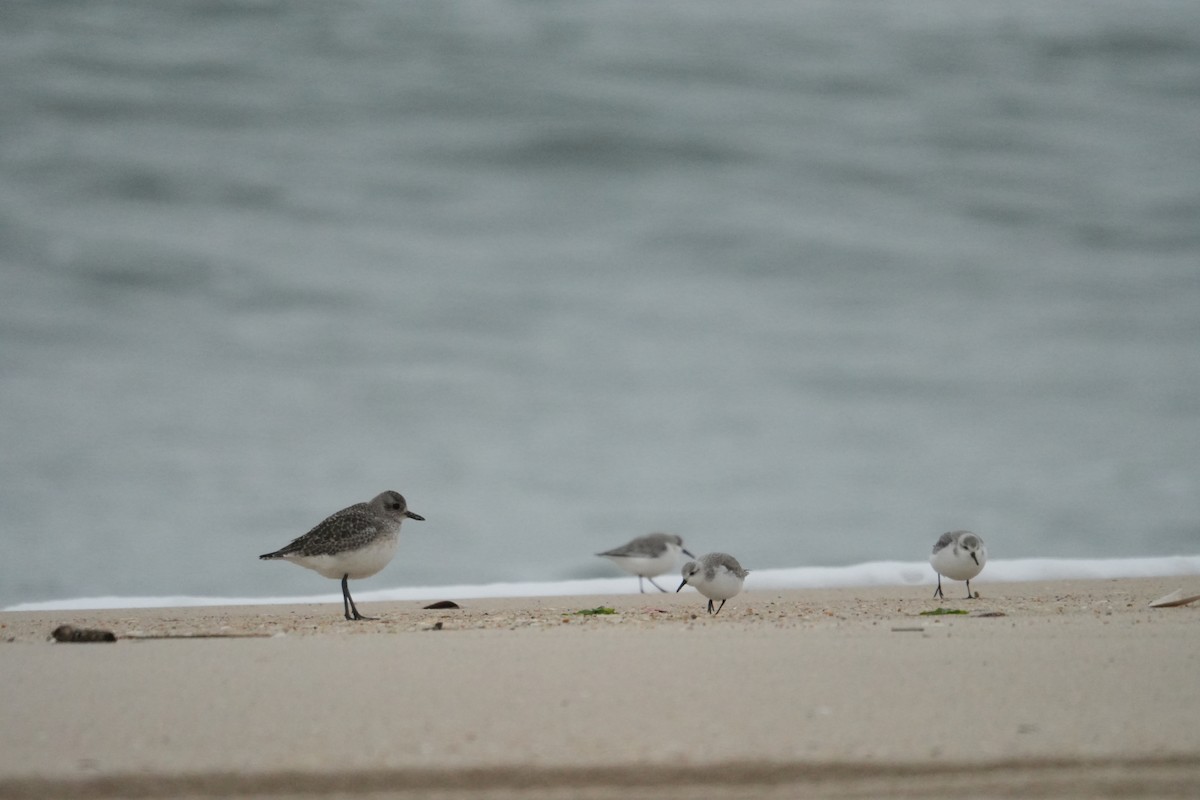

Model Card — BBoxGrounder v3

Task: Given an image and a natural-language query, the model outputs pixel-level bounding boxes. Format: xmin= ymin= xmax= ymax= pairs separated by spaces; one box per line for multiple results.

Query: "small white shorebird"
xmin=930 ymin=530 xmax=987 ymax=600
xmin=676 ymin=552 xmax=748 ymax=615
xmin=260 ymin=491 xmax=424 ymax=620
xmin=596 ymin=532 xmax=695 ymax=593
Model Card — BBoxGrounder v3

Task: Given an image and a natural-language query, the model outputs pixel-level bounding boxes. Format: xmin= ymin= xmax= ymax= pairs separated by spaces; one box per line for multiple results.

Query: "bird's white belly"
xmin=696 ymin=569 xmax=744 ymax=601
xmin=605 ymin=552 xmax=673 ymax=578
xmin=288 ymin=533 xmax=400 ymax=580
xmin=930 ymin=549 xmax=985 ymax=581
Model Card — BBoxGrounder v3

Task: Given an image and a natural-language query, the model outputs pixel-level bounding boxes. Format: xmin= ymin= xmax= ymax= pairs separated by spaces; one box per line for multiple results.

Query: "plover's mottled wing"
xmin=261 ymin=503 xmax=383 ymax=559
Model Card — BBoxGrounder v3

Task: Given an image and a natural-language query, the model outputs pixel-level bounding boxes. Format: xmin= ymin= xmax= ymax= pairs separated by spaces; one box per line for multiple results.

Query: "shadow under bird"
xmin=930 ymin=530 xmax=987 ymax=600
xmin=596 ymin=533 xmax=695 ymax=593
xmin=677 ymin=552 xmax=748 ymax=615
xmin=259 ymin=491 xmax=424 ymax=621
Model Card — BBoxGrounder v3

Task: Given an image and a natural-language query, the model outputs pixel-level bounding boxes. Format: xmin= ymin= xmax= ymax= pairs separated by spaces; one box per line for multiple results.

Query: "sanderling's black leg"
xmin=706 ymin=598 xmax=714 ymax=614
xmin=933 ymin=575 xmax=945 ymax=599
xmin=964 ymin=580 xmax=974 ymax=600
xmin=646 ymin=576 xmax=668 ymax=593
xmin=714 ymin=599 xmax=727 ymax=616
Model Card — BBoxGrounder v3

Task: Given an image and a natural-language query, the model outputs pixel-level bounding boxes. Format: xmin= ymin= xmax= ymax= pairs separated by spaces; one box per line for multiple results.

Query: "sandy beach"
xmin=2 ymin=576 xmax=1198 ymax=799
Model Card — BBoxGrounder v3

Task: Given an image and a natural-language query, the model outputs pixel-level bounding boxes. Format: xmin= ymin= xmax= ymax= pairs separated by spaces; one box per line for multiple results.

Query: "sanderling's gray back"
xmin=676 ymin=552 xmax=748 ymax=615
xmin=597 ymin=532 xmax=694 ymax=593
xmin=930 ymin=530 xmax=987 ymax=600
xmin=260 ymin=490 xmax=424 ymax=620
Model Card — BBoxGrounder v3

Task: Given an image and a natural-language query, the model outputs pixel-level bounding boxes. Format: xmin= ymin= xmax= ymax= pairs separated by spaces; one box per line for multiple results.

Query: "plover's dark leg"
xmin=933 ymin=575 xmax=945 ymax=599
xmin=714 ymin=599 xmax=727 ymax=615
xmin=342 ymin=575 xmax=376 ymax=621
xmin=646 ymin=576 xmax=668 ymax=593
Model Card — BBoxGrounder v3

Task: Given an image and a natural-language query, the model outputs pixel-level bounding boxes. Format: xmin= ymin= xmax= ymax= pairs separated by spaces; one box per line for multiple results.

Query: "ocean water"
xmin=8 ymin=555 xmax=1200 ymax=613
xmin=2 ymin=1 xmax=1199 ymax=609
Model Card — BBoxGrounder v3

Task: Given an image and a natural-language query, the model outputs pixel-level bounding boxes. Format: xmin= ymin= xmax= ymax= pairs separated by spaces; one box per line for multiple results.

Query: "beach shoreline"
xmin=2 ymin=577 xmax=1198 ymax=798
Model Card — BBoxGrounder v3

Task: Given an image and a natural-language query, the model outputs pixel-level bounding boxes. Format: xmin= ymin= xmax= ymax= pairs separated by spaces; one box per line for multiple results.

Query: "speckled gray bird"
xmin=259 ymin=491 xmax=424 ymax=620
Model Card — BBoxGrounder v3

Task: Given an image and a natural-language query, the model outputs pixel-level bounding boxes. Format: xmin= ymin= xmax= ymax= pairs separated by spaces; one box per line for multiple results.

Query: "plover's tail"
xmin=260 ymin=540 xmax=305 ymax=560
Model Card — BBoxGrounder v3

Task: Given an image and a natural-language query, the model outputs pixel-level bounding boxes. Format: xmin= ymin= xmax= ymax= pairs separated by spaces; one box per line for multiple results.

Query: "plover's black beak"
xmin=407 ymin=511 xmax=425 ymax=521
xmin=971 ymin=552 xmax=979 ymax=565
xmin=676 ymin=579 xmax=687 ymax=593
xmin=683 ymin=548 xmax=695 ymax=559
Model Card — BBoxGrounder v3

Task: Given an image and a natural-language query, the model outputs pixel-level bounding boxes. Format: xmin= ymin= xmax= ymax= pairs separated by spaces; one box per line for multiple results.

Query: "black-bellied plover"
xmin=930 ymin=530 xmax=987 ymax=599
xmin=676 ymin=552 xmax=748 ymax=615
xmin=260 ymin=491 xmax=424 ymax=620
xmin=596 ymin=533 xmax=695 ymax=593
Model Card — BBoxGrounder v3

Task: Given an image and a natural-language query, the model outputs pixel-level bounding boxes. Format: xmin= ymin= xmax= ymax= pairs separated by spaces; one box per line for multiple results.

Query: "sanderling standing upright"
xmin=596 ymin=532 xmax=695 ymax=593
xmin=260 ymin=490 xmax=424 ymax=620
xmin=930 ymin=530 xmax=987 ymax=599
xmin=676 ymin=552 xmax=748 ymax=615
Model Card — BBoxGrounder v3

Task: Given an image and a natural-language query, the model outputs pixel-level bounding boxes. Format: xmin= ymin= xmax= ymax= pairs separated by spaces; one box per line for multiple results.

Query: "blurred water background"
xmin=2 ymin=0 xmax=1198 ymax=608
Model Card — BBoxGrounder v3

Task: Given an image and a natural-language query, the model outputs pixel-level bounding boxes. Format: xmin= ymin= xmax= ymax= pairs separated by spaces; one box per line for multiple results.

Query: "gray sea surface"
xmin=2 ymin=0 xmax=1199 ymax=606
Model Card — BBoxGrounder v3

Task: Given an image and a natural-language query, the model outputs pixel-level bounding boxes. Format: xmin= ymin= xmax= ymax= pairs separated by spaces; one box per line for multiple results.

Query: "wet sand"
xmin=2 ymin=577 xmax=1198 ymax=798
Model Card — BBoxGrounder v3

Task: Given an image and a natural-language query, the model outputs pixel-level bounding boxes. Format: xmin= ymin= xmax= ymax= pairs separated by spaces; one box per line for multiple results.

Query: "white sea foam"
xmin=6 ymin=555 xmax=1199 ymax=612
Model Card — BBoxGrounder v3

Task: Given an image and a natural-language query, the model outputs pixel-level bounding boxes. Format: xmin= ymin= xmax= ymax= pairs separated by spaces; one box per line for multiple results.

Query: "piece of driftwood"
xmin=51 ymin=625 xmax=116 ymax=643
xmin=1148 ymin=589 xmax=1200 ymax=608
xmin=121 ymin=632 xmax=272 ymax=639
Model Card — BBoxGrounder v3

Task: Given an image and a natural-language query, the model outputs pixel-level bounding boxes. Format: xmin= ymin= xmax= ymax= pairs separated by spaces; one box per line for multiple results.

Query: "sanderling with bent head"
xmin=596 ymin=532 xmax=695 ymax=593
xmin=930 ymin=530 xmax=987 ymax=600
xmin=676 ymin=552 xmax=748 ymax=615
xmin=260 ymin=490 xmax=424 ymax=620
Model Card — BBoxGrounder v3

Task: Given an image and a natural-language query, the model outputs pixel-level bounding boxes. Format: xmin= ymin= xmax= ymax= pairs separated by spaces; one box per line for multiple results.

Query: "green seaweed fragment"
xmin=574 ymin=606 xmax=617 ymax=615
xmin=919 ymin=607 xmax=970 ymax=616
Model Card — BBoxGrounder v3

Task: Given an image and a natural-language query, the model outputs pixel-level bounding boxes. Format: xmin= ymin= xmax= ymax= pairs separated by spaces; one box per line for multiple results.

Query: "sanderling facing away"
xmin=676 ymin=552 xmax=748 ymax=615
xmin=930 ymin=530 xmax=987 ymax=600
xmin=260 ymin=491 xmax=424 ymax=620
xmin=596 ymin=532 xmax=695 ymax=593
